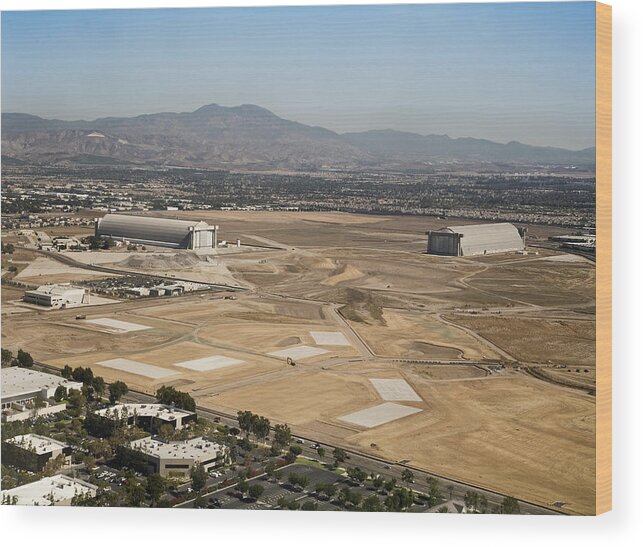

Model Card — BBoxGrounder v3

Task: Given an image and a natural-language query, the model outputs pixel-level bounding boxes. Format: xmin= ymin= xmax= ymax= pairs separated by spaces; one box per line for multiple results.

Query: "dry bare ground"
xmin=1 ymin=211 xmax=596 ymax=513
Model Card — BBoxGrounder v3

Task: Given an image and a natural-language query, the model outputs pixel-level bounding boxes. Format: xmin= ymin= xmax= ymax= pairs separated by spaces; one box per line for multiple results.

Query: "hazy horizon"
xmin=1 ymin=3 xmax=596 ymax=149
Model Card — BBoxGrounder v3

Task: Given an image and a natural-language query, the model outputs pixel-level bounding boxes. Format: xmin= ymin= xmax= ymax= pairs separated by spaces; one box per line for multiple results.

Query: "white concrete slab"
xmin=268 ymin=345 xmax=329 ymax=360
xmin=174 ymin=355 xmax=244 ymax=372
xmin=369 ymin=379 xmax=422 ymax=402
xmin=97 ymin=358 xmax=178 ymax=379
xmin=338 ymin=402 xmax=422 ymax=428
xmin=310 ymin=331 xmax=351 ymax=346
xmin=85 ymin=318 xmax=151 ymax=333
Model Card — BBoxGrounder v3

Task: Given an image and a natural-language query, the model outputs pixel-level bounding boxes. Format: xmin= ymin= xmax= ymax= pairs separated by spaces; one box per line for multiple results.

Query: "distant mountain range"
xmin=1 ymin=104 xmax=595 ymax=170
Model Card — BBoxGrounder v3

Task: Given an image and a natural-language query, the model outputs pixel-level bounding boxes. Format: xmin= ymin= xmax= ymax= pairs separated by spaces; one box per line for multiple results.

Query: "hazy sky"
xmin=1 ymin=3 xmax=596 ymax=149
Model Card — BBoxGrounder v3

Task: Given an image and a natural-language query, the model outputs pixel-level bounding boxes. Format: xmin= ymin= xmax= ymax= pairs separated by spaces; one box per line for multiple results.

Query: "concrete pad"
xmin=97 ymin=358 xmax=178 ymax=379
xmin=174 ymin=355 xmax=244 ymax=372
xmin=310 ymin=331 xmax=351 ymax=346
xmin=268 ymin=345 xmax=329 ymax=360
xmin=338 ymin=402 xmax=422 ymax=428
xmin=369 ymin=379 xmax=422 ymax=402
xmin=85 ymin=318 xmax=151 ymax=333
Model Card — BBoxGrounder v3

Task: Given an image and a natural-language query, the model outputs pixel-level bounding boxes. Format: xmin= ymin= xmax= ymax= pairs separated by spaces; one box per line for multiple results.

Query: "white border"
xmin=1 ymin=1 xmax=641 ymax=546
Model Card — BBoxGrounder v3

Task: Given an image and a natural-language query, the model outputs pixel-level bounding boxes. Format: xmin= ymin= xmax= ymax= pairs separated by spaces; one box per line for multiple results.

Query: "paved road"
xmin=122 ymin=389 xmax=563 ymax=515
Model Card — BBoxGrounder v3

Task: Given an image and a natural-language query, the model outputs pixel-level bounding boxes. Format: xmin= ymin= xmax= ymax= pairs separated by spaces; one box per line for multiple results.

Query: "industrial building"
xmin=23 ymin=284 xmax=89 ymax=308
xmin=95 ymin=214 xmax=219 ymax=250
xmin=91 ymin=403 xmax=197 ymax=434
xmin=124 ymin=436 xmax=229 ymax=478
xmin=2 ymin=434 xmax=72 ymax=472
xmin=426 ymin=223 xmax=526 ymax=256
xmin=1 ymin=367 xmax=83 ymax=422
xmin=1 ymin=474 xmax=97 ymax=506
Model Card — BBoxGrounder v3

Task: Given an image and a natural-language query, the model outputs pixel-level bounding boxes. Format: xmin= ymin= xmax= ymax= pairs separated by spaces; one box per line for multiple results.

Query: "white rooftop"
xmin=94 ymin=403 xmax=194 ymax=421
xmin=1 ymin=367 xmax=83 ymax=401
xmin=1 ymin=474 xmax=97 ymax=506
xmin=6 ymin=433 xmax=69 ymax=455
xmin=28 ymin=284 xmax=86 ymax=296
xmin=129 ymin=436 xmax=226 ymax=462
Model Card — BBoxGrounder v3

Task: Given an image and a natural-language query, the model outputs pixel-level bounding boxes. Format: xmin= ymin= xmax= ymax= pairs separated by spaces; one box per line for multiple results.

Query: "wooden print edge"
xmin=595 ymin=0 xmax=612 ymax=516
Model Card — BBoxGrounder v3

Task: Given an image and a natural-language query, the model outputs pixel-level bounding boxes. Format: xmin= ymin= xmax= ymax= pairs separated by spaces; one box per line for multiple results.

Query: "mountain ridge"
xmin=1 ymin=104 xmax=595 ymax=170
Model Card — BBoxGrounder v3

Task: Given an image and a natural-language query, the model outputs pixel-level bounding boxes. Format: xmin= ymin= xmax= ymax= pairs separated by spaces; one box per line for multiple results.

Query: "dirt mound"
xmin=276 ymin=336 xmax=302 ymax=347
xmin=339 ymin=288 xmax=385 ymax=325
xmin=117 ymin=252 xmax=202 ymax=270
xmin=322 ymin=263 xmax=364 ymax=286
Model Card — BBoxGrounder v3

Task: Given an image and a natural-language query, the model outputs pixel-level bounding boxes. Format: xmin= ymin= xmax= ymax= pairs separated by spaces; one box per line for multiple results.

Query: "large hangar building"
xmin=426 ymin=222 xmax=526 ymax=256
xmin=95 ymin=214 xmax=218 ymax=250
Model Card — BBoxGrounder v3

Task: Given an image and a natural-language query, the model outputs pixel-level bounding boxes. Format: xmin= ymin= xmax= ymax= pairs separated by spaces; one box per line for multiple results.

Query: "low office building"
xmin=1 ymin=367 xmax=83 ymax=422
xmin=1 ymin=474 xmax=97 ymax=506
xmin=89 ymin=403 xmax=197 ymax=436
xmin=23 ymin=284 xmax=89 ymax=308
xmin=2 ymin=434 xmax=72 ymax=472
xmin=124 ymin=436 xmax=229 ymax=478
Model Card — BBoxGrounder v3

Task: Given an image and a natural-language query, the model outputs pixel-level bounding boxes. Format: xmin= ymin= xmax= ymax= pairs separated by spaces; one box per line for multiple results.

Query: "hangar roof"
xmin=437 ymin=222 xmax=524 ymax=256
xmin=96 ymin=214 xmax=211 ymax=247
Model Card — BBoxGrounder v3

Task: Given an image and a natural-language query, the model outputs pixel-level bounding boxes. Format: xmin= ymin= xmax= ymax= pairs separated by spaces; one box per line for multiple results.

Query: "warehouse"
xmin=95 ymin=214 xmax=219 ymax=250
xmin=23 ymin=284 xmax=89 ymax=308
xmin=426 ymin=223 xmax=526 ymax=256
xmin=124 ymin=436 xmax=229 ymax=478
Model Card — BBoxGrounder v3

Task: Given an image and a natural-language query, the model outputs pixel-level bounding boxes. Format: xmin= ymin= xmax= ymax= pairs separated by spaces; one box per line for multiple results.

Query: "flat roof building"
xmin=125 ymin=436 xmax=229 ymax=478
xmin=95 ymin=214 xmax=219 ymax=250
xmin=1 ymin=367 xmax=83 ymax=422
xmin=89 ymin=403 xmax=197 ymax=436
xmin=2 ymin=434 xmax=72 ymax=472
xmin=426 ymin=223 xmax=526 ymax=257
xmin=1 ymin=474 xmax=97 ymax=506
xmin=23 ymin=284 xmax=89 ymax=308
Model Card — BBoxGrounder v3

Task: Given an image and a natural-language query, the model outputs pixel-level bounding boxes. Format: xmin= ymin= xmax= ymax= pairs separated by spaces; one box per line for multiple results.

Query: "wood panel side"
xmin=595 ymin=0 xmax=612 ymax=516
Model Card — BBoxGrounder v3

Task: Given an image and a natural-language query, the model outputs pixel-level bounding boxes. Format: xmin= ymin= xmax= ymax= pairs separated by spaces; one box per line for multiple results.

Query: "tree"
xmin=385 ymin=488 xmax=414 ymax=512
xmin=108 ymin=381 xmax=128 ymax=403
xmin=251 ymin=416 xmax=271 ymax=442
xmin=464 ymin=490 xmax=479 ymax=511
xmin=53 ymin=385 xmax=67 ymax=402
xmin=84 ymin=455 xmax=96 ymax=472
xmin=1 ymin=348 xmax=13 ymax=367
xmin=156 ymin=385 xmax=195 ymax=411
xmin=92 ymin=376 xmax=106 ymax=397
xmin=67 ymin=389 xmax=86 ymax=417
xmin=193 ymin=492 xmax=207 ymax=508
xmin=248 ymin=483 xmax=264 ymax=500
xmin=401 ymin=469 xmax=414 ymax=484
xmin=362 ymin=494 xmax=384 ymax=512
xmin=347 ymin=467 xmax=368 ymax=484
xmin=125 ymin=480 xmax=146 ymax=507
xmin=72 ymin=366 xmax=93 ymax=384
xmin=272 ymin=424 xmax=291 ymax=451
xmin=301 ymin=500 xmax=318 ymax=511
xmin=146 ymin=474 xmax=166 ymax=506
xmin=499 ymin=496 xmax=520 ymax=514
xmin=332 ymin=447 xmax=347 ymax=467
xmin=316 ymin=446 xmax=325 ymax=459
xmin=1 ymin=242 xmax=15 ymax=254
xmin=61 ymin=365 xmax=73 ymax=379
xmin=237 ymin=410 xmax=256 ymax=436
xmin=16 ymin=349 xmax=33 ymax=368
xmin=191 ymin=464 xmax=208 ymax=492
xmin=426 ymin=477 xmax=442 ymax=507
xmin=158 ymin=423 xmax=175 ymax=442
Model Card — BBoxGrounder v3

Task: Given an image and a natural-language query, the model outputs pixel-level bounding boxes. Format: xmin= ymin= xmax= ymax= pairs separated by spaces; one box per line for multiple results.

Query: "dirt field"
xmin=1 ymin=211 xmax=596 ymax=513
xmin=446 ymin=315 xmax=596 ymax=365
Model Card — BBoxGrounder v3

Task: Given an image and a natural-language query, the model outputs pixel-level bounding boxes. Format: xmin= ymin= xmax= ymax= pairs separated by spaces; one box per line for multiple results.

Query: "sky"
xmin=1 ymin=2 xmax=596 ymax=149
